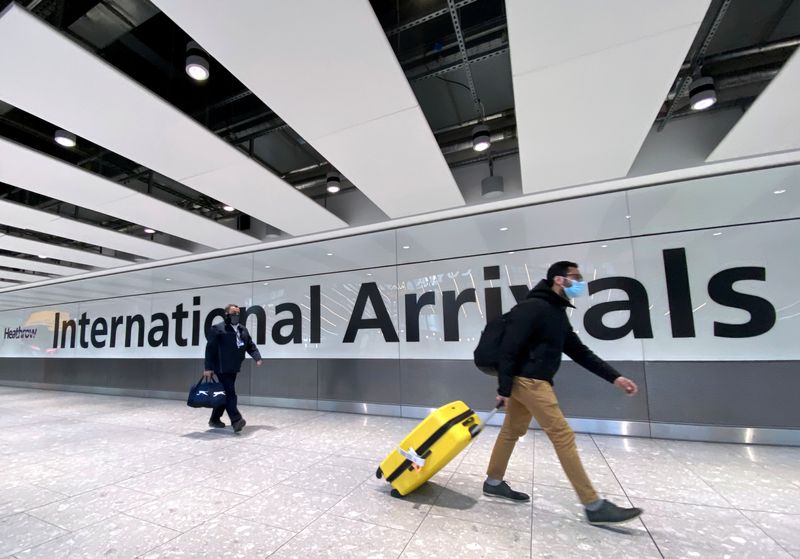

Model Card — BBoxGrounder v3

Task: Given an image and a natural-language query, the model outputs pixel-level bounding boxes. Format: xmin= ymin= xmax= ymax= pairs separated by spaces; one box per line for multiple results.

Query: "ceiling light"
xmin=508 ymin=251 xmax=515 ymax=255
xmin=144 ymin=228 xmax=156 ymax=234
xmin=481 ymin=175 xmax=504 ymax=199
xmin=402 ymin=245 xmax=410 ymax=249
xmin=499 ymin=226 xmax=509 ymax=232
xmin=326 ymin=252 xmax=333 ymax=256
xmin=367 ymin=273 xmax=373 ymax=276
xmin=264 ymin=265 xmax=271 ymax=269
xmin=263 ymin=282 xmax=269 ymax=286
xmin=601 ymin=244 xmax=608 ymax=248
xmin=774 ymin=189 xmax=786 ymax=195
xmin=54 ymin=129 xmax=76 ymax=148
xmin=223 ymin=205 xmax=235 ymax=212
xmin=185 ymin=41 xmax=210 ymax=81
xmin=472 ymin=124 xmax=490 ymax=152
xmin=38 ymin=255 xmax=47 ymax=259
xmin=689 ymin=76 xmax=716 ymax=111
xmin=165 ymin=278 xmax=172 ymax=281
xmin=326 ymin=174 xmax=341 ymax=194
xmin=713 ymin=232 xmax=723 ymax=236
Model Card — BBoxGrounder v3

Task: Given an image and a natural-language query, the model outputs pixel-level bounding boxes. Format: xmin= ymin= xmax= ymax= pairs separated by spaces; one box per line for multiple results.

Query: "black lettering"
xmin=484 ymin=266 xmax=502 ymax=322
xmin=404 ymin=292 xmax=435 ymax=342
xmin=241 ymin=305 xmax=267 ymax=345
xmin=172 ymin=304 xmax=188 ymax=347
xmin=708 ymin=267 xmax=776 ymax=338
xmin=148 ymin=313 xmax=169 ymax=347
xmin=584 ymin=277 xmax=653 ymax=340
xmin=90 ymin=318 xmax=108 ymax=348
xmin=125 ymin=315 xmax=145 ymax=347
xmin=663 ymin=248 xmax=695 ymax=337
xmin=78 ymin=312 xmax=90 ymax=349
xmin=192 ymin=296 xmax=201 ymax=345
xmin=60 ymin=319 xmax=76 ymax=348
xmin=52 ymin=312 xmax=59 ymax=348
xmin=443 ymin=288 xmax=476 ymax=342
xmin=204 ymin=308 xmax=225 ymax=340
xmin=109 ymin=316 xmax=123 ymax=348
xmin=510 ymin=285 xmax=530 ymax=304
xmin=310 ymin=285 xmax=321 ymax=344
xmin=272 ymin=303 xmax=302 ymax=344
xmin=343 ymin=282 xmax=399 ymax=343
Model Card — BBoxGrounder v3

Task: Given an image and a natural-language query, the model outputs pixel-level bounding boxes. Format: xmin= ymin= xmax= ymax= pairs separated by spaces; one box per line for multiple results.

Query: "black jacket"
xmin=497 ymin=279 xmax=620 ymax=397
xmin=204 ymin=322 xmax=261 ymax=375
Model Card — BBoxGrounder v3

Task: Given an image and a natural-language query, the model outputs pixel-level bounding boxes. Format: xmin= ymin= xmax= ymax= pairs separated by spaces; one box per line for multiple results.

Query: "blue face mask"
xmin=563 ymin=280 xmax=587 ymax=299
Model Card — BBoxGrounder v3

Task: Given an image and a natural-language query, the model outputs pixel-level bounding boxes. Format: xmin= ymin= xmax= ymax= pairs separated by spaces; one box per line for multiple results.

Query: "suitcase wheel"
xmin=390 ymin=489 xmax=403 ymax=498
xmin=375 ymin=467 xmax=383 ymax=479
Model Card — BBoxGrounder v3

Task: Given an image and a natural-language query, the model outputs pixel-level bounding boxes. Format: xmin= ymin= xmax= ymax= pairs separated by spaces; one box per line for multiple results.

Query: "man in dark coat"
xmin=484 ymin=261 xmax=643 ymax=525
xmin=203 ymin=304 xmax=262 ymax=433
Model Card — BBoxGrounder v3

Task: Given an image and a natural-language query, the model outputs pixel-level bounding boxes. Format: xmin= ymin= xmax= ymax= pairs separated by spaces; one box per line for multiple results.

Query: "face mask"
xmin=563 ymin=280 xmax=587 ymax=299
xmin=225 ymin=313 xmax=240 ymax=326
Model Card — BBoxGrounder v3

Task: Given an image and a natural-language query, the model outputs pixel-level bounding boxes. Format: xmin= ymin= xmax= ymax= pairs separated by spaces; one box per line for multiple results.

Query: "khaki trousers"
xmin=486 ymin=377 xmax=599 ymax=504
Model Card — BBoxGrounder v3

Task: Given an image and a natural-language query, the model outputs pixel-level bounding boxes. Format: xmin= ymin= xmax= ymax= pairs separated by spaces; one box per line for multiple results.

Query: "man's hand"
xmin=614 ymin=376 xmax=638 ymax=396
xmin=256 ymin=360 xmax=263 ymax=366
xmin=496 ymin=395 xmax=509 ymax=408
xmin=202 ymin=370 xmax=213 ymax=381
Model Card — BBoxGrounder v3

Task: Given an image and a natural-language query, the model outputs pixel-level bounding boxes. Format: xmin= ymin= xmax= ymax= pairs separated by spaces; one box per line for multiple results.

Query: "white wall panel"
xmin=0 ymin=199 xmax=189 ymax=260
xmin=0 ymin=270 xmax=50 ymax=283
xmin=506 ymin=0 xmax=709 ymax=193
xmin=628 ymin=165 xmax=800 ymax=235
xmin=0 ymin=234 xmax=131 ymax=269
xmin=152 ymin=0 xmax=464 ymax=219
xmin=0 ymin=3 xmax=345 ymax=237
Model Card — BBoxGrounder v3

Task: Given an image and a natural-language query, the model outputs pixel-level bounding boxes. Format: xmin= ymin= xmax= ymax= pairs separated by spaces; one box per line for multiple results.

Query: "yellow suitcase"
xmin=376 ymin=401 xmax=501 ymax=497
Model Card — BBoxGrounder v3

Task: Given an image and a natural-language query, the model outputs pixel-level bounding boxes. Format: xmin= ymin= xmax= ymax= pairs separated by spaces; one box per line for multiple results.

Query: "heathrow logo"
xmin=4 ymin=326 xmax=38 ymax=340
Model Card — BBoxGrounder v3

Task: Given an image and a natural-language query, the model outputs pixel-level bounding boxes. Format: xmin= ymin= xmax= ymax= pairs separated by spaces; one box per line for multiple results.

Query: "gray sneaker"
xmin=586 ymin=500 xmax=643 ymax=525
xmin=482 ymin=481 xmax=530 ymax=502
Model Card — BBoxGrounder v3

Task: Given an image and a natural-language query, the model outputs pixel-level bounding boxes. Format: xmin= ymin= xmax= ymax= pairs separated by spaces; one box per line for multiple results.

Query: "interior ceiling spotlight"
xmin=144 ymin=228 xmax=156 ymax=234
xmin=223 ymin=205 xmax=235 ymax=212
xmin=54 ymin=129 xmax=76 ymax=148
xmin=185 ymin=41 xmax=210 ymax=81
xmin=481 ymin=174 xmax=504 ymax=198
xmin=689 ymin=76 xmax=717 ymax=111
xmin=472 ymin=124 xmax=491 ymax=152
xmin=326 ymin=174 xmax=341 ymax=194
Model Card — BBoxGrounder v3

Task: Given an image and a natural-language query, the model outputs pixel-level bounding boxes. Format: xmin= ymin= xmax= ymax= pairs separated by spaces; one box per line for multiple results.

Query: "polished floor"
xmin=0 ymin=387 xmax=798 ymax=558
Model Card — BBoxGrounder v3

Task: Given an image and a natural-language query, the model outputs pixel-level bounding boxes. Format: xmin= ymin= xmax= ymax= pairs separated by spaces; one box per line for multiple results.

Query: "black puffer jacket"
xmin=204 ymin=322 xmax=261 ymax=375
xmin=497 ymin=279 xmax=620 ymax=397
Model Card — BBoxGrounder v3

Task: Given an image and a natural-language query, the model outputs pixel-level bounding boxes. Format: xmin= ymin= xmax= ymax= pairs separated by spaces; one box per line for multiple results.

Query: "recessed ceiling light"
xmin=402 ymin=245 xmax=410 ymax=249
xmin=508 ymin=251 xmax=515 ymax=255
xmin=54 ymin=129 xmax=76 ymax=148
xmin=263 ymin=282 xmax=269 ymax=286
xmin=326 ymin=252 xmax=333 ymax=256
xmin=223 ymin=205 xmax=235 ymax=212
xmin=499 ymin=227 xmax=509 ymax=232
xmin=774 ymin=189 xmax=786 ymax=195
xmin=185 ymin=41 xmax=210 ymax=81
xmin=264 ymin=265 xmax=271 ymax=269
xmin=144 ymin=228 xmax=156 ymax=234
xmin=38 ymin=255 xmax=47 ymax=259
xmin=367 ymin=273 xmax=373 ymax=276
xmin=625 ymin=215 xmax=631 ymax=219
xmin=713 ymin=232 xmax=723 ymax=236
xmin=601 ymin=244 xmax=608 ymax=248
xmin=165 ymin=278 xmax=172 ymax=281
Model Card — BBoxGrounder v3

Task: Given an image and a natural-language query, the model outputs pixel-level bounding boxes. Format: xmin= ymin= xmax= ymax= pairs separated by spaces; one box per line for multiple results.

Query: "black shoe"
xmin=232 ymin=418 xmax=246 ymax=433
xmin=482 ymin=481 xmax=530 ymax=502
xmin=586 ymin=500 xmax=643 ymax=525
xmin=208 ymin=419 xmax=226 ymax=429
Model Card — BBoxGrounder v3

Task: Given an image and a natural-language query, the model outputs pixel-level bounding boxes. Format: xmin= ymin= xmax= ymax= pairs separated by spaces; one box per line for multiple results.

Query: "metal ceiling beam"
xmin=446 ymin=0 xmax=482 ymax=117
xmin=385 ymin=0 xmax=480 ymax=36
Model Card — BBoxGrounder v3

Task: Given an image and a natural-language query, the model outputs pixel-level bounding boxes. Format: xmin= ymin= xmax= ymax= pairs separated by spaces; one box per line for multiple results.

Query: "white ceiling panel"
xmin=506 ymin=0 xmax=709 ymax=194
xmin=0 ymin=234 xmax=132 ymax=269
xmin=0 ymin=255 xmax=82 ymax=276
xmin=152 ymin=0 xmax=464 ymax=219
xmin=0 ymin=281 xmax=20 ymax=289
xmin=0 ymin=199 xmax=189 ymax=260
xmin=0 ymin=269 xmax=50 ymax=283
xmin=0 ymin=137 xmax=255 ymax=251
xmin=708 ymin=49 xmax=800 ymax=162
xmin=0 ymin=3 xmax=345 ymax=237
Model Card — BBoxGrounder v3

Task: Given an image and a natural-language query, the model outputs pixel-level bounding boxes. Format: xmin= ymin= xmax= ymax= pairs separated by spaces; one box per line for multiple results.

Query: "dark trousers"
xmin=210 ymin=372 xmax=241 ymax=423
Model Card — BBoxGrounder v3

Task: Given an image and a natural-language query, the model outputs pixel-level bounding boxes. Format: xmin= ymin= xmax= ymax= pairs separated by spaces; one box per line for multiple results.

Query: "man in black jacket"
xmin=203 ymin=304 xmax=262 ymax=433
xmin=484 ymin=261 xmax=643 ymax=525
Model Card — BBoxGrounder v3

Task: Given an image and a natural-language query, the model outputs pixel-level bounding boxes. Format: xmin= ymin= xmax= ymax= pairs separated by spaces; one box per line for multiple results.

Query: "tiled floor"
xmin=0 ymin=387 xmax=798 ymax=558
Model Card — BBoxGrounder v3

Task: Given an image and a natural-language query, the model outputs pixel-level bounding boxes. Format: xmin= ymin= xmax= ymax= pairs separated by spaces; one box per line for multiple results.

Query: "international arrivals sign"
xmin=0 ymin=246 xmax=793 ymax=362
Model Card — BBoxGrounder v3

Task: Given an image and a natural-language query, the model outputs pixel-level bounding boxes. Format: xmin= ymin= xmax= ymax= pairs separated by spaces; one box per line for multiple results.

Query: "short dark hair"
xmin=224 ymin=304 xmax=239 ymax=313
xmin=547 ymin=261 xmax=578 ymax=283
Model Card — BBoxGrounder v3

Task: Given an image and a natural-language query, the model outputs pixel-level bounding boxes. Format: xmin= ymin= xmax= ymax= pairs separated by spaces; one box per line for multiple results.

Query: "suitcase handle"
xmin=469 ymin=402 xmax=504 ymax=438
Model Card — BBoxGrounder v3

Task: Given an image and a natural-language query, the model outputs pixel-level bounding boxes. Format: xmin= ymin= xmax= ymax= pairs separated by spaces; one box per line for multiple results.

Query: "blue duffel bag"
xmin=187 ymin=376 xmax=227 ymax=408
